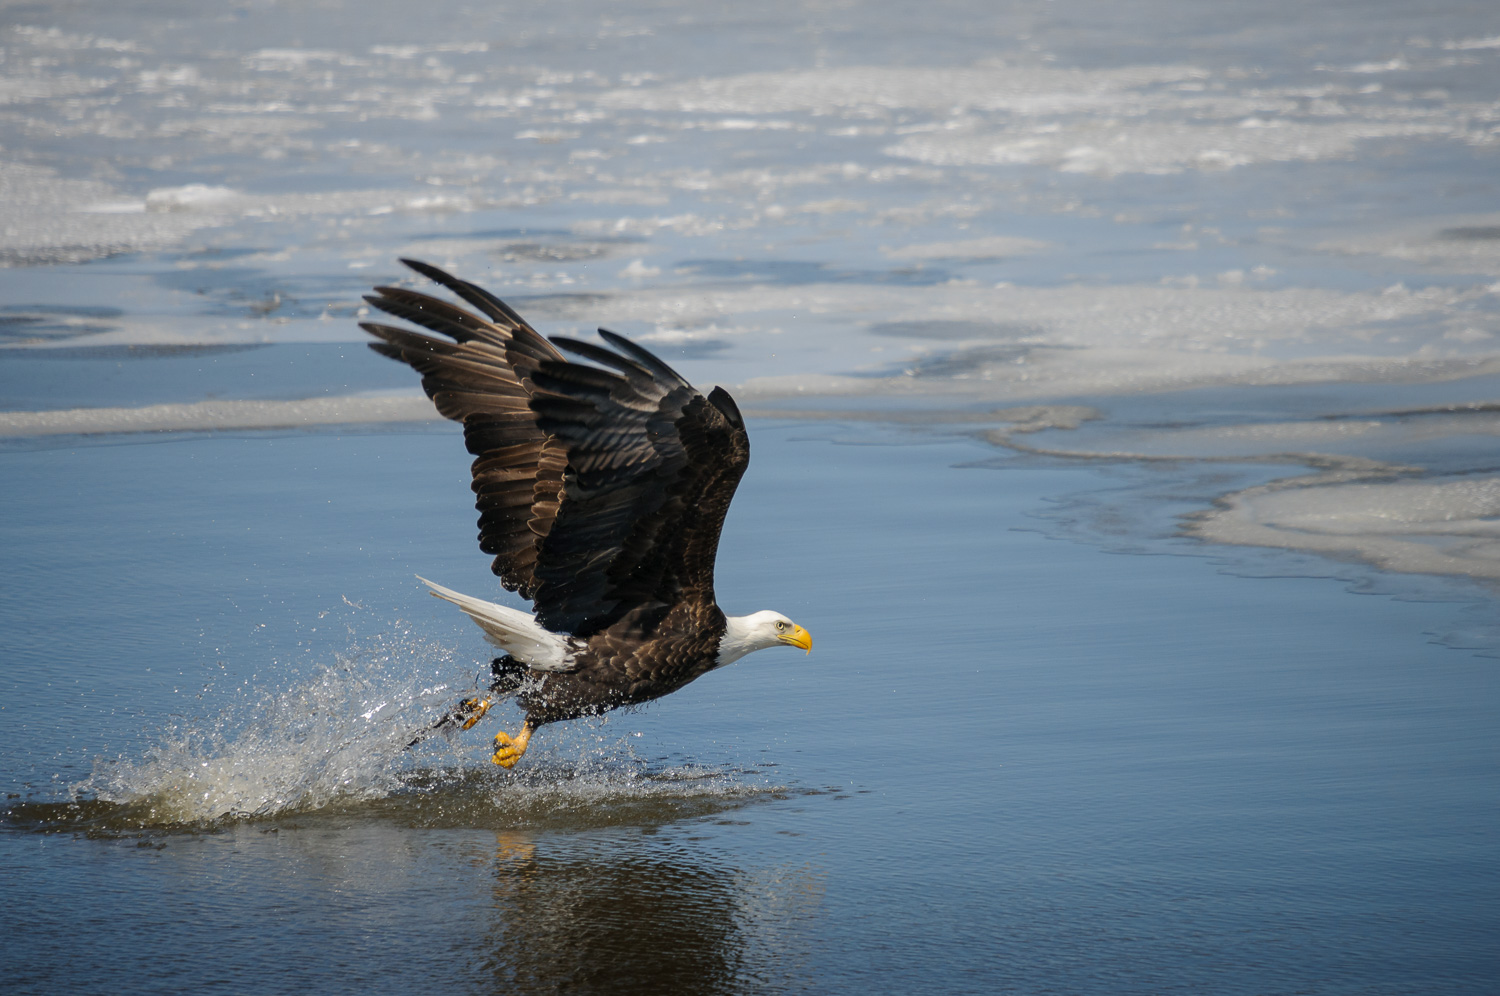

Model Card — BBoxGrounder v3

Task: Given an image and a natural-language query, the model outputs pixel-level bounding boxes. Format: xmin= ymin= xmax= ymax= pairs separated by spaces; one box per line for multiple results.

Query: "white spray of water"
xmin=69 ymin=627 xmax=783 ymax=828
xmin=78 ymin=629 xmax=480 ymax=823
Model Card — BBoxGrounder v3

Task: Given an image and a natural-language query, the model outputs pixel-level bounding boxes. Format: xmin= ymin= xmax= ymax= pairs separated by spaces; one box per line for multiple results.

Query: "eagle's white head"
xmin=717 ymin=610 xmax=813 ymax=668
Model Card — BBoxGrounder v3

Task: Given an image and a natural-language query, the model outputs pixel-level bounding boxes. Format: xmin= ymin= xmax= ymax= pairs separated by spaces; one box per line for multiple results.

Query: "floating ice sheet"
xmin=0 ymin=394 xmax=438 ymax=436
xmin=1190 ymin=475 xmax=1500 ymax=581
xmin=2 ymin=0 xmax=1499 ymax=592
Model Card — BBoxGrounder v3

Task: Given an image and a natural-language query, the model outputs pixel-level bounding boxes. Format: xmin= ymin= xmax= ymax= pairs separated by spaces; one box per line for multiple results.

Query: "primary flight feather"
xmin=364 ymin=259 xmax=811 ymax=766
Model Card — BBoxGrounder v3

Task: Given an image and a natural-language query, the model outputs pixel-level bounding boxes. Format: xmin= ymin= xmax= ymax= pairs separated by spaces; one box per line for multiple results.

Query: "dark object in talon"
xmin=407 ymin=657 xmax=530 ymax=748
xmin=407 ymin=695 xmax=490 ymax=748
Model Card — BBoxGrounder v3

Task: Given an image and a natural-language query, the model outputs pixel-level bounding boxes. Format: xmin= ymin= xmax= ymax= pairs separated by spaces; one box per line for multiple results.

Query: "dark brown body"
xmin=508 ymin=602 xmax=729 ymax=725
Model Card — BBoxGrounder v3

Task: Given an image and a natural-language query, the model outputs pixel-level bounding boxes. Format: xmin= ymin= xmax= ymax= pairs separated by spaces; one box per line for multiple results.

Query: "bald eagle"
xmin=363 ymin=260 xmax=812 ymax=767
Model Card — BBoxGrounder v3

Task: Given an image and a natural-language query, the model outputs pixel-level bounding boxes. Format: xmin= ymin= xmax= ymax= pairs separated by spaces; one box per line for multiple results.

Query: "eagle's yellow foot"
xmin=491 ymin=723 xmax=534 ymax=768
xmin=456 ymin=696 xmax=493 ymax=731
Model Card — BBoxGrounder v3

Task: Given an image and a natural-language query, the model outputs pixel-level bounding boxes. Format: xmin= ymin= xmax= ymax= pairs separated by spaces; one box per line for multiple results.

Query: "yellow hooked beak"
xmin=778 ymin=624 xmax=813 ymax=653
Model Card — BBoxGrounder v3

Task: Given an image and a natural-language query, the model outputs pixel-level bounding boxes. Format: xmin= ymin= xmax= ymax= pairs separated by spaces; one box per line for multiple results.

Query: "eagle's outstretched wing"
xmin=531 ymin=330 xmax=749 ymax=636
xmin=363 ymin=259 xmax=566 ymax=601
xmin=364 ymin=260 xmax=750 ymax=638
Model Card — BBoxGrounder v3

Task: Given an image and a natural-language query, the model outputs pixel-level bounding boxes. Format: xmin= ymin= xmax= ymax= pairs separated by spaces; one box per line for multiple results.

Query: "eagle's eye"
xmin=775 ymin=621 xmax=787 ymax=631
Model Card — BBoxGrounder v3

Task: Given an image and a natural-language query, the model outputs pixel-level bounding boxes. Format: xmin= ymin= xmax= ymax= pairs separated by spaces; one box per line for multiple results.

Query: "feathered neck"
xmin=717 ymin=612 xmax=779 ymax=668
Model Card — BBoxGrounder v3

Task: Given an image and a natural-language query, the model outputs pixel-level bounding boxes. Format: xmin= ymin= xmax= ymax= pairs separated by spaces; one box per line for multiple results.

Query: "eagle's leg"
xmin=492 ymin=720 xmax=535 ymax=768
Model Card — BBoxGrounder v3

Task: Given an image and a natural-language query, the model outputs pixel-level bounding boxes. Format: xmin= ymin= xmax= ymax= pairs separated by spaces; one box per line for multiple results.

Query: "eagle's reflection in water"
xmin=479 ymin=830 xmax=823 ymax=994
xmin=0 ymin=770 xmax=825 ymax=991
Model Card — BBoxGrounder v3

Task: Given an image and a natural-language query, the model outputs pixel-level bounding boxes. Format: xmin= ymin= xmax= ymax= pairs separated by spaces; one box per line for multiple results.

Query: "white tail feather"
xmin=415 ymin=576 xmax=573 ymax=671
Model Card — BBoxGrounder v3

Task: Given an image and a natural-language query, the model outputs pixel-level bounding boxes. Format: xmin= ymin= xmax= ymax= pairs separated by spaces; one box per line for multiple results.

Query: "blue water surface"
xmin=2 ymin=420 xmax=1497 ymax=994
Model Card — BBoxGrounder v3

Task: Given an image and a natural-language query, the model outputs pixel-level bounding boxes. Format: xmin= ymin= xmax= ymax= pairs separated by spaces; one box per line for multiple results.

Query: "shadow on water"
xmin=2 ymin=766 xmax=824 ymax=995
xmin=477 ymin=834 xmax=823 ymax=995
xmin=0 ymin=304 xmax=124 ymax=342
xmin=0 ymin=762 xmax=795 ymax=838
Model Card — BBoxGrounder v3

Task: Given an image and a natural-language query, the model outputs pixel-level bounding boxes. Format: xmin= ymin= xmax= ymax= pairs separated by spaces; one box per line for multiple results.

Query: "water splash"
xmin=69 ymin=628 xmax=484 ymax=825
xmin=4 ymin=627 xmax=786 ymax=834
